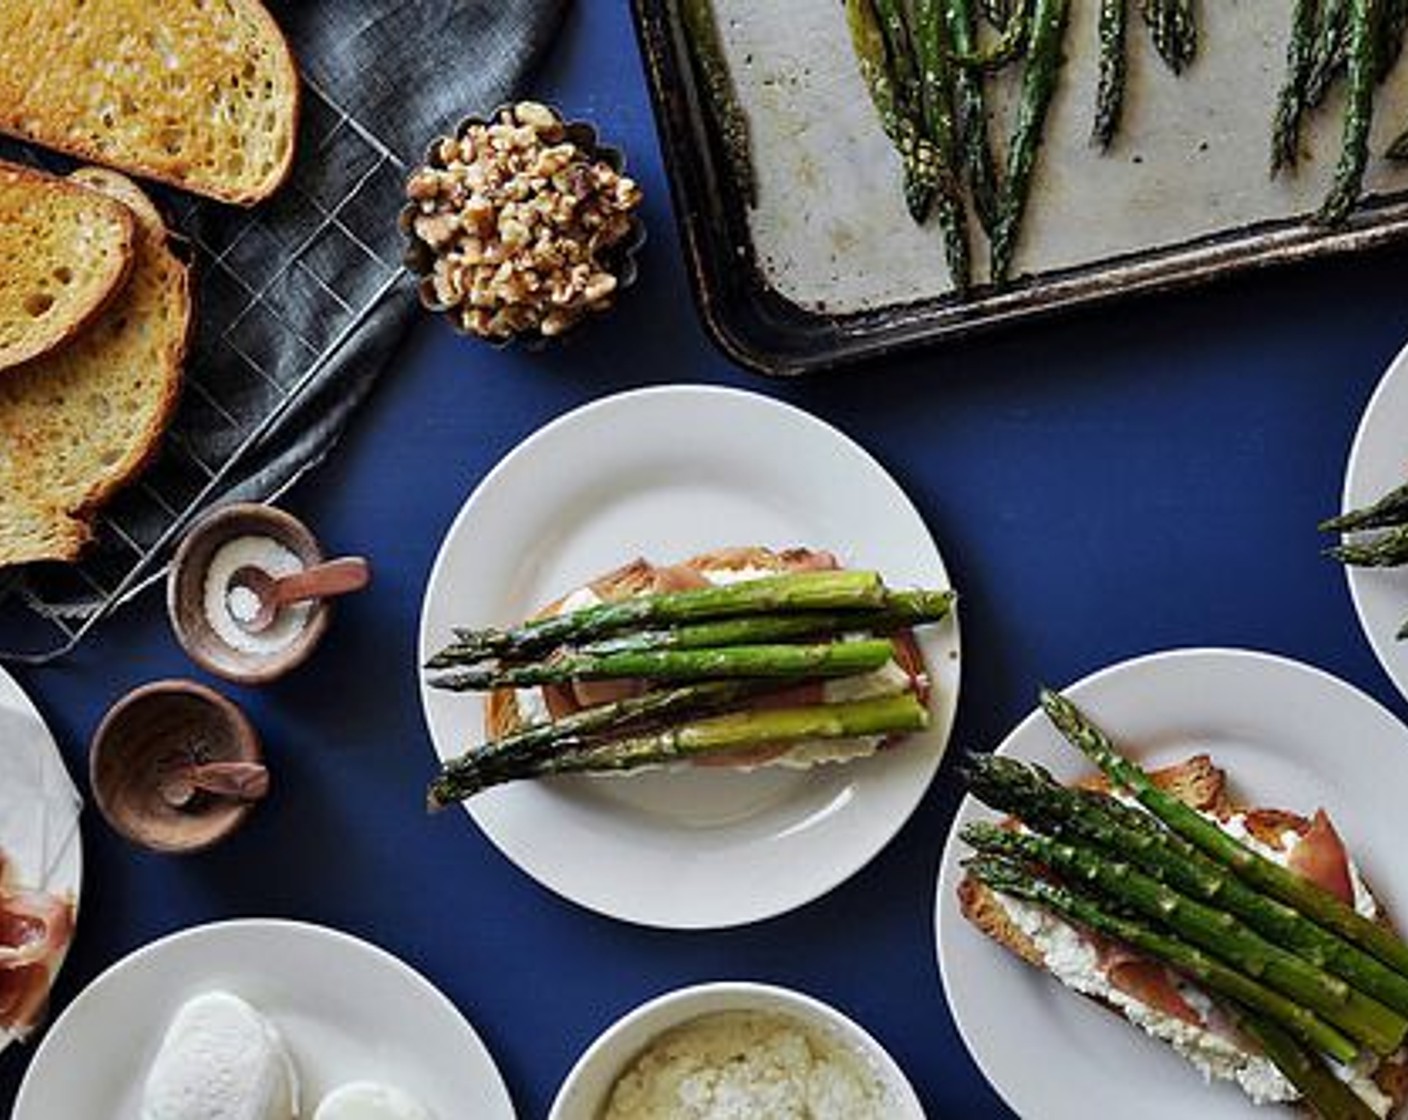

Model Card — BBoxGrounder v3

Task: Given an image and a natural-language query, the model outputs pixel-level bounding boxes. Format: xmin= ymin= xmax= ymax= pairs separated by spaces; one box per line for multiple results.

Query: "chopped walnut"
xmin=405 ymin=101 xmax=643 ymax=341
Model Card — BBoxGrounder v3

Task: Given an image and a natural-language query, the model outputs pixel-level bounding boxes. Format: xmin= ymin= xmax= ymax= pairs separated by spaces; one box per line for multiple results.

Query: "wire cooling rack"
xmin=0 ymin=75 xmax=410 ymax=664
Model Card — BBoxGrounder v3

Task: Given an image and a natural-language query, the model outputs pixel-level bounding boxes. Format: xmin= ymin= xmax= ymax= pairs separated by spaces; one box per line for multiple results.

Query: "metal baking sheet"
xmin=632 ymin=0 xmax=1408 ymax=375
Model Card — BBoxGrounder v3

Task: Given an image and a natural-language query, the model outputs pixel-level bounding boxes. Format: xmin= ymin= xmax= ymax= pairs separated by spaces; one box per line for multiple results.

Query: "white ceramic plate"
xmin=1339 ymin=339 xmax=1408 ymax=705
xmin=13 ymin=918 xmax=514 ymax=1119
xmin=549 ymin=981 xmax=925 ymax=1119
xmin=0 ymin=663 xmax=81 ymax=1055
xmin=419 ymin=385 xmax=960 ymax=929
xmin=935 ymin=647 xmax=1408 ymax=1120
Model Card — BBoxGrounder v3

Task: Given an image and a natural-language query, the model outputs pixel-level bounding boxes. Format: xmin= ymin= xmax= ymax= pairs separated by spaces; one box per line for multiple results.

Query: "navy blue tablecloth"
xmin=5 ymin=3 xmax=1408 ymax=1117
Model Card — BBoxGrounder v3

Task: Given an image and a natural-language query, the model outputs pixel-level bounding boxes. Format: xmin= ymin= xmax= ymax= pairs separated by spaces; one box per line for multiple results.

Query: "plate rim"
xmin=416 ymin=383 xmax=961 ymax=929
xmin=1340 ymin=335 xmax=1408 ymax=706
xmin=933 ymin=645 xmax=1408 ymax=1120
xmin=13 ymin=916 xmax=514 ymax=1119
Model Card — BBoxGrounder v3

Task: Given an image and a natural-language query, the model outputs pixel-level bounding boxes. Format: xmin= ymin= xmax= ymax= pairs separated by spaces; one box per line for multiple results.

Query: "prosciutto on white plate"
xmin=0 ymin=851 xmax=74 ymax=1037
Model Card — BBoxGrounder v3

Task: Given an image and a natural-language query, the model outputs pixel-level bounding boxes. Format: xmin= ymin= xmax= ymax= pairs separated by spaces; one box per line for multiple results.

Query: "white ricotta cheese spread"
xmin=600 ymin=1010 xmax=893 ymax=1120
xmin=694 ymin=565 xmax=777 ymax=587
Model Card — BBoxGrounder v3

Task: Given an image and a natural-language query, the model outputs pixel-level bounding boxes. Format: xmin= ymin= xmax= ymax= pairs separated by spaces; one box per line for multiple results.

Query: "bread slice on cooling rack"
xmin=0 ymin=169 xmax=192 ymax=567
xmin=0 ymin=0 xmax=299 ymax=205
xmin=0 ymin=160 xmax=135 ymax=373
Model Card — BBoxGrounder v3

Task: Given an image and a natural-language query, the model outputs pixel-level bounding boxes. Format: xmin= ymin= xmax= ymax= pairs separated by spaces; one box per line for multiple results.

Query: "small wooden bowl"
xmin=167 ymin=503 xmax=330 ymax=685
xmin=90 ymin=680 xmax=263 ymax=854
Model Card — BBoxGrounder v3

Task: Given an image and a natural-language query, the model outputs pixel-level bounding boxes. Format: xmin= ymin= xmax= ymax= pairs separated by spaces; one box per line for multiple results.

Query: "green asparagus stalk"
xmin=872 ymin=0 xmax=951 ymax=223
xmin=428 ymin=679 xmax=784 ymax=807
xmin=429 ymin=638 xmax=899 ymax=692
xmin=963 ymin=854 xmax=1361 ymax=1062
xmin=963 ymin=753 xmax=1408 ymax=1015
xmin=488 ymin=693 xmax=929 ymax=783
xmin=429 ymin=569 xmax=890 ymax=668
xmin=944 ymin=0 xmax=1002 ymax=233
xmin=979 ymin=0 xmax=1018 ymax=27
xmin=679 ymin=0 xmax=756 ymax=207
xmin=1319 ymin=480 xmax=1408 ymax=532
xmin=914 ymin=0 xmax=973 ymax=293
xmin=1316 ymin=0 xmax=1383 ymax=226
xmin=580 ymin=589 xmax=954 ymax=655
xmin=961 ymin=822 xmax=1408 ymax=1054
xmin=1272 ymin=0 xmax=1323 ymax=173
xmin=846 ymin=0 xmax=942 ymax=221
xmin=579 ymin=614 xmax=873 ymax=655
xmin=948 ymin=6 xmax=1032 ymax=69
xmin=1327 ymin=524 xmax=1408 ymax=566
xmin=872 ymin=0 xmax=923 ymax=100
xmin=1091 ymin=0 xmax=1129 ymax=149
xmin=1040 ymin=688 xmax=1408 ymax=982
xmin=1141 ymin=0 xmax=1197 ymax=74
xmin=1306 ymin=0 xmax=1349 ymax=107
xmin=1235 ymin=1013 xmax=1380 ymax=1120
xmin=990 ymin=0 xmax=1072 ymax=285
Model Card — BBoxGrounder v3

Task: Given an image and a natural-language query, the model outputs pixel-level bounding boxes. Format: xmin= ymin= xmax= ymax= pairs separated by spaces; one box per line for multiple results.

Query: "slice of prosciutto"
xmin=1287 ymin=809 xmax=1356 ymax=906
xmin=1094 ymin=937 xmax=1202 ymax=1026
xmin=0 ymin=880 xmax=75 ymax=1036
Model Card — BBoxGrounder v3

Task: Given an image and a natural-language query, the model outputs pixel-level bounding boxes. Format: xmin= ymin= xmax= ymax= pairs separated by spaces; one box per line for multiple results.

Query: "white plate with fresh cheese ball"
xmin=418 ymin=385 xmax=961 ymax=929
xmin=13 ymin=918 xmax=513 ymax=1120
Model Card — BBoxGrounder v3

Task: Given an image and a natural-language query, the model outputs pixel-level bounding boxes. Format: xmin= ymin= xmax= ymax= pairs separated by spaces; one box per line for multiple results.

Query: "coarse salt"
xmin=202 ymin=535 xmax=311 ymax=657
xmin=227 ymin=585 xmax=262 ymax=625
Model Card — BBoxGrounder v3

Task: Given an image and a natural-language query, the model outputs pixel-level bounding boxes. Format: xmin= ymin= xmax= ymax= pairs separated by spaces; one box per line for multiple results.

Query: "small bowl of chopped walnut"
xmin=401 ymin=101 xmax=646 ymax=346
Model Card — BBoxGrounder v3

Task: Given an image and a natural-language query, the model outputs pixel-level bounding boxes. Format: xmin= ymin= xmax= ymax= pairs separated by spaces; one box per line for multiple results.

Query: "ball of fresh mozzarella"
xmin=142 ymin=991 xmax=299 ymax=1120
xmin=313 ymin=1081 xmax=433 ymax=1120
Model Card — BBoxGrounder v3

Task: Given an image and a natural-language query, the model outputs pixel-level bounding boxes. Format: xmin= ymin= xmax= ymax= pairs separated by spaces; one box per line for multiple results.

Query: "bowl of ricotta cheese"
xmin=549 ymin=981 xmax=924 ymax=1120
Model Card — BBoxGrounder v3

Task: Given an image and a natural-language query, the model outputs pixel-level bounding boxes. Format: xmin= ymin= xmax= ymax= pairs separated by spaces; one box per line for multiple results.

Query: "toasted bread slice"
xmin=957 ymin=757 xmax=1408 ymax=1115
xmin=0 ymin=160 xmax=135 ymax=372
xmin=0 ymin=170 xmax=190 ymax=566
xmin=0 ymin=0 xmax=299 ymax=205
xmin=485 ymin=547 xmax=931 ymax=770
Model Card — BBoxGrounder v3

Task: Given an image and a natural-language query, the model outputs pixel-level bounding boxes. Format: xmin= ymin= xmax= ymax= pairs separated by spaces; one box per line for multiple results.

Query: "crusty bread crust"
xmin=0 ymin=0 xmax=300 ymax=205
xmin=0 ymin=170 xmax=190 ymax=566
xmin=485 ymin=547 xmax=928 ymax=752
xmin=957 ymin=757 xmax=1408 ymax=1114
xmin=0 ymin=160 xmax=136 ymax=373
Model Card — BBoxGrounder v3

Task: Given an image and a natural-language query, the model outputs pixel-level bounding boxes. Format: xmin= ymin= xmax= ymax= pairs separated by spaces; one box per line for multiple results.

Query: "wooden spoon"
xmin=158 ymin=760 xmax=270 ymax=809
xmin=227 ymin=557 xmax=371 ymax=633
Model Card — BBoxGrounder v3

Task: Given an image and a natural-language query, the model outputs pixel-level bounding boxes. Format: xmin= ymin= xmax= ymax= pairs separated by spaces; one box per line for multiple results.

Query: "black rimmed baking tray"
xmin=630 ymin=1 xmax=1408 ymax=377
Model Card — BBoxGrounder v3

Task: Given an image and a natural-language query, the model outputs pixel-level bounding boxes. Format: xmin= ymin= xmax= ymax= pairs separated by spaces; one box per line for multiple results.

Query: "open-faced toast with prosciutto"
xmin=424 ymin=547 xmax=956 ymax=806
xmin=955 ymin=690 xmax=1408 ymax=1119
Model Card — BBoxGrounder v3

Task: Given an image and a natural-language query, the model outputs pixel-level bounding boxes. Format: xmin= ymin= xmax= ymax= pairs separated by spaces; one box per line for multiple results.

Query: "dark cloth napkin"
xmin=4 ymin=0 xmax=566 ymax=635
xmin=216 ymin=0 xmax=569 ymax=502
